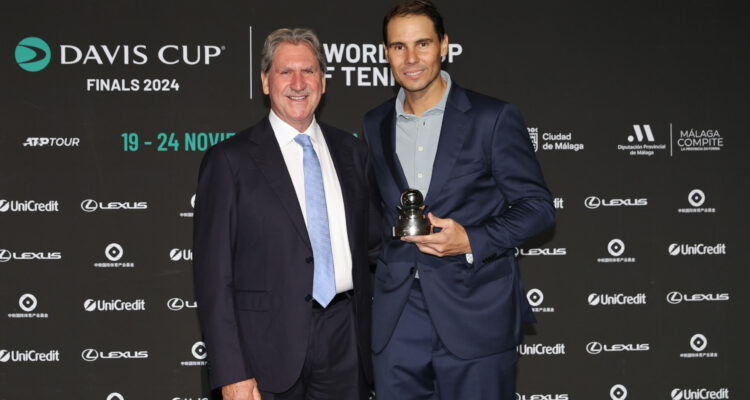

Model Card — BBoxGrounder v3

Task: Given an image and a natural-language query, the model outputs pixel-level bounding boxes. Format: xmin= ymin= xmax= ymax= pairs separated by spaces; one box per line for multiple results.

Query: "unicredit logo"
xmin=671 ymin=388 xmax=730 ymax=400
xmin=585 ymin=196 xmax=647 ymax=209
xmin=668 ymin=243 xmax=726 ymax=256
xmin=588 ymin=293 xmax=646 ymax=306
xmin=666 ymin=291 xmax=729 ymax=304
xmin=0 ymin=199 xmax=60 ymax=212
xmin=169 ymin=248 xmax=193 ymax=261
xmin=83 ymin=299 xmax=146 ymax=312
xmin=81 ymin=199 xmax=148 ymax=212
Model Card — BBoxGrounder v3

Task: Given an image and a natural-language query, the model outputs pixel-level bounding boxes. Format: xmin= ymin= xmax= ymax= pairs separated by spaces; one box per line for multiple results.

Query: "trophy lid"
xmin=400 ymin=189 xmax=424 ymax=209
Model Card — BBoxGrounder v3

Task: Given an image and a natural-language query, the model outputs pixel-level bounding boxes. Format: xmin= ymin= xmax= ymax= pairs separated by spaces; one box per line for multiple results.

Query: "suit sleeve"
xmin=464 ymin=103 xmax=555 ymax=265
xmin=192 ymin=145 xmax=253 ymax=389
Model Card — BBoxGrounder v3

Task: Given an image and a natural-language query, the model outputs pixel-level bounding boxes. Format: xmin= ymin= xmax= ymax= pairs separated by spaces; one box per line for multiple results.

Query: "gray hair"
xmin=260 ymin=28 xmax=327 ymax=75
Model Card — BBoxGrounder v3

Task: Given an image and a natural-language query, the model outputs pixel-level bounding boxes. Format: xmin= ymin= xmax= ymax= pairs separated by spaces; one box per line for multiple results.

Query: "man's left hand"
xmin=401 ymin=212 xmax=472 ymax=257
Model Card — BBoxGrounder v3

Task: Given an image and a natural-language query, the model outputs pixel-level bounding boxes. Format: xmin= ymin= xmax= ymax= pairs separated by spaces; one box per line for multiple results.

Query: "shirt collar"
xmin=395 ymin=70 xmax=452 ymax=117
xmin=269 ymin=109 xmax=322 ymax=147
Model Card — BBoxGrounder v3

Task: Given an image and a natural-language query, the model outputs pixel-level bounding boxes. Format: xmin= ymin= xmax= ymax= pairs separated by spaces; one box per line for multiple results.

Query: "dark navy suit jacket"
xmin=193 ymin=117 xmax=377 ymax=392
xmin=363 ymin=82 xmax=554 ymax=359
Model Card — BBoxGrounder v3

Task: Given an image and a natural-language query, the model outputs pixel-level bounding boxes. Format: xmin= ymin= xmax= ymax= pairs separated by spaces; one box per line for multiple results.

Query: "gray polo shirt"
xmin=395 ymin=70 xmax=452 ymax=199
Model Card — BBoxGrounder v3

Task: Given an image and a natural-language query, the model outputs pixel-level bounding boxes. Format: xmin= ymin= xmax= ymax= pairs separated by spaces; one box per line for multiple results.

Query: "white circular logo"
xmin=607 ymin=239 xmax=625 ymax=257
xmin=169 ymin=249 xmax=182 ymax=261
xmin=81 ymin=348 xmax=99 ymax=362
xmin=0 ymin=349 xmax=10 ymax=362
xmin=0 ymin=249 xmax=11 ymax=263
xmin=107 ymin=393 xmax=124 ymax=400
xmin=105 ymin=243 xmax=124 ymax=261
xmin=690 ymin=333 xmax=708 ymax=352
xmin=0 ymin=199 xmax=9 ymax=212
xmin=192 ymin=341 xmax=207 ymax=360
xmin=84 ymin=299 xmax=97 ymax=311
xmin=668 ymin=243 xmax=681 ymax=256
xmin=666 ymin=292 xmax=683 ymax=304
xmin=526 ymin=289 xmax=544 ymax=307
xmin=610 ymin=384 xmax=628 ymax=400
xmin=586 ymin=341 xmax=603 ymax=354
xmin=19 ymin=293 xmax=38 ymax=312
xmin=584 ymin=196 xmax=601 ymax=209
xmin=167 ymin=298 xmax=184 ymax=311
xmin=688 ymin=189 xmax=705 ymax=207
xmin=587 ymin=293 xmax=600 ymax=306
xmin=190 ymin=194 xmax=196 ymax=209
xmin=671 ymin=388 xmax=684 ymax=400
xmin=81 ymin=199 xmax=98 ymax=212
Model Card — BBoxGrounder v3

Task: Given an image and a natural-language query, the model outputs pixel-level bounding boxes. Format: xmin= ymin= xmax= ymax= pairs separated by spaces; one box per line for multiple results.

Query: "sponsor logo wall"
xmin=0 ymin=1 xmax=741 ymax=399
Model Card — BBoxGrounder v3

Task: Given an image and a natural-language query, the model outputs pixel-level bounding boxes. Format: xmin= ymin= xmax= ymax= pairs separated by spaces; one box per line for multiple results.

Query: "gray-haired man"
xmin=193 ymin=28 xmax=377 ymax=400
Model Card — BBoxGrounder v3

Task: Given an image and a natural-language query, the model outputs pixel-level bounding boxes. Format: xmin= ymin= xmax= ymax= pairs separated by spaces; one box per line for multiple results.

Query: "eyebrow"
xmin=388 ymin=38 xmax=434 ymax=47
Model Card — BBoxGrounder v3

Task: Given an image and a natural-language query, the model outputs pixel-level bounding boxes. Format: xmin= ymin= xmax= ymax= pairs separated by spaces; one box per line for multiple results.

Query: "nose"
xmin=291 ymin=72 xmax=305 ymax=91
xmin=405 ymin=47 xmax=418 ymax=64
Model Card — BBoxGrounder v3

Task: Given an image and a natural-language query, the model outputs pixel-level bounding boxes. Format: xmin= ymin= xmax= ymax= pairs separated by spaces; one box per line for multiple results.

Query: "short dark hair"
xmin=382 ymin=0 xmax=446 ymax=44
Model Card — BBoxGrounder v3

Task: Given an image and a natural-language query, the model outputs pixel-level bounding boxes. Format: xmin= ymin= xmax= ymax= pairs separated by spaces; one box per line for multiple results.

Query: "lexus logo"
xmin=584 ymin=196 xmax=601 ymax=209
xmin=690 ymin=333 xmax=707 ymax=352
xmin=666 ymin=291 xmax=683 ymax=304
xmin=81 ymin=199 xmax=98 ymax=212
xmin=167 ymin=298 xmax=185 ymax=311
xmin=81 ymin=348 xmax=99 ymax=361
xmin=19 ymin=293 xmax=38 ymax=312
xmin=0 ymin=249 xmax=10 ymax=262
xmin=527 ymin=289 xmax=544 ymax=307
xmin=607 ymin=239 xmax=625 ymax=257
xmin=586 ymin=341 xmax=603 ymax=354
xmin=105 ymin=243 xmax=124 ymax=261
xmin=688 ymin=189 xmax=705 ymax=207
xmin=192 ymin=341 xmax=207 ymax=360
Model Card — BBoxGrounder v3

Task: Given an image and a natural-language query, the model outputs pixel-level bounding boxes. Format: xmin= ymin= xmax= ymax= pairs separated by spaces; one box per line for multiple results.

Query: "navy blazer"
xmin=193 ymin=117 xmax=377 ymax=392
xmin=363 ymin=82 xmax=555 ymax=359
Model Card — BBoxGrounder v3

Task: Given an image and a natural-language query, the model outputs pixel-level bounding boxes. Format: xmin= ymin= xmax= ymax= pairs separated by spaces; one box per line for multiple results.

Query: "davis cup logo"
xmin=688 ymin=189 xmax=705 ymax=207
xmin=192 ymin=341 xmax=207 ymax=360
xmin=608 ymin=239 xmax=625 ymax=257
xmin=610 ymin=384 xmax=628 ymax=400
xmin=690 ymin=334 xmax=708 ymax=352
xmin=81 ymin=348 xmax=99 ymax=361
xmin=19 ymin=293 xmax=38 ymax=312
xmin=105 ymin=243 xmax=124 ymax=261
xmin=15 ymin=37 xmax=51 ymax=72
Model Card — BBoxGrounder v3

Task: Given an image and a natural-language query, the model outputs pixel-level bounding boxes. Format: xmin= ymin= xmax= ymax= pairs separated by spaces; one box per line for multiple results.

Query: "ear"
xmin=321 ymin=72 xmax=326 ymax=94
xmin=261 ymin=72 xmax=270 ymax=95
xmin=440 ymin=34 xmax=449 ymax=58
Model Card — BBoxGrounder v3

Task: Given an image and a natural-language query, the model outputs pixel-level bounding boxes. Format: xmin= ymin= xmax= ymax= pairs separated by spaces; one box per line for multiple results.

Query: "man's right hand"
xmin=222 ymin=378 xmax=261 ymax=400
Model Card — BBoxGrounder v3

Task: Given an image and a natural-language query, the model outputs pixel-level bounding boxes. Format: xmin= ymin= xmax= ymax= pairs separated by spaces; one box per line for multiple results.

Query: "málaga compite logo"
xmin=15 ymin=37 xmax=51 ymax=72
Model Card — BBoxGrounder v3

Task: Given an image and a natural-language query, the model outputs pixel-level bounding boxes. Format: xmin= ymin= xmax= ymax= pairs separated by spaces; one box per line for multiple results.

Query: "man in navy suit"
xmin=362 ymin=1 xmax=555 ymax=398
xmin=193 ymin=28 xmax=377 ymax=400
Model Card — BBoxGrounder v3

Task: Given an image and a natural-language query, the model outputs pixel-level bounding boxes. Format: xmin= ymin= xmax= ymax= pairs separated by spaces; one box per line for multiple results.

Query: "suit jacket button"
xmin=409 ymin=267 xmax=416 ymax=275
xmin=304 ymin=294 xmax=312 ymax=302
xmin=305 ymin=256 xmax=314 ymax=264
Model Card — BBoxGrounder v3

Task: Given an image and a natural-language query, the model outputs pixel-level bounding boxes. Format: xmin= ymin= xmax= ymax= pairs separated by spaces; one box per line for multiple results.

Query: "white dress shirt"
xmin=269 ymin=110 xmax=354 ymax=293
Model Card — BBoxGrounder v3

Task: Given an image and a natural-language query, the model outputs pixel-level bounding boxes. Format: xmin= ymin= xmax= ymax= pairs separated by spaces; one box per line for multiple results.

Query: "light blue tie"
xmin=294 ymin=133 xmax=336 ymax=307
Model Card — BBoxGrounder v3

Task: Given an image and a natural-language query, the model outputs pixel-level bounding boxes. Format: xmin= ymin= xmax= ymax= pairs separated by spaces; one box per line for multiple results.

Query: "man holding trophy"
xmin=362 ymin=1 xmax=555 ymax=398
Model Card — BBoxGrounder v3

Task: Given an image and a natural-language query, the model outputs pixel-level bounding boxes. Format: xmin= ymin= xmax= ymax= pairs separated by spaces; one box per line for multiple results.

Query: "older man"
xmin=193 ymin=28 xmax=376 ymax=400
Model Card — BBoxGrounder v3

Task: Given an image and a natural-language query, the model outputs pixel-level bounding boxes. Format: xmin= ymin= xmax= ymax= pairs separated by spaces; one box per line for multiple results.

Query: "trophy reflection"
xmin=392 ymin=189 xmax=432 ymax=238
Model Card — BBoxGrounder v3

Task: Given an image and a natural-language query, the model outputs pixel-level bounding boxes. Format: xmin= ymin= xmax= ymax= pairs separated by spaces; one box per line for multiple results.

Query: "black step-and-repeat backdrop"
xmin=1 ymin=1 xmax=747 ymax=399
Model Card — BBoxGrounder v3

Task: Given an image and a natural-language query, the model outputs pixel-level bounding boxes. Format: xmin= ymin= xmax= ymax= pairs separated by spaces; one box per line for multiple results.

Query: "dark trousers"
xmin=373 ymin=280 xmax=518 ymax=400
xmin=259 ymin=297 xmax=367 ymax=400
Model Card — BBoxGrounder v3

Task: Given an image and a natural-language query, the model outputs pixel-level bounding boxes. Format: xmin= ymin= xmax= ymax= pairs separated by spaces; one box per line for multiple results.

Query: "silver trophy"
xmin=392 ymin=189 xmax=432 ymax=238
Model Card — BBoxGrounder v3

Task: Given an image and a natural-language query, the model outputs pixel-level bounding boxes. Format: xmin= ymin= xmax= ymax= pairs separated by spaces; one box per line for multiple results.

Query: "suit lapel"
xmin=380 ymin=108 xmax=409 ymax=193
xmin=246 ymin=117 xmax=311 ymax=251
xmin=424 ymin=84 xmax=472 ymax=204
xmin=320 ymin=124 xmax=357 ymax=261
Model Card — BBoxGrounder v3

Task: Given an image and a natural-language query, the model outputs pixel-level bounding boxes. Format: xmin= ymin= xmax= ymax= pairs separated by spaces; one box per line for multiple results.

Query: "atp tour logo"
xmin=597 ymin=238 xmax=635 ymax=263
xmin=179 ymin=194 xmax=196 ymax=218
xmin=671 ymin=388 xmax=730 ymax=399
xmin=668 ymin=242 xmax=726 ymax=256
xmin=618 ymin=124 xmax=666 ymax=156
xmin=167 ymin=298 xmax=198 ymax=311
xmin=679 ymin=189 xmax=715 ymax=214
xmin=526 ymin=289 xmax=554 ymax=313
xmin=584 ymin=196 xmax=647 ymax=209
xmin=15 ymin=37 xmax=51 ymax=72
xmin=666 ymin=291 xmax=729 ymax=305
xmin=585 ymin=341 xmax=649 ymax=355
xmin=94 ymin=243 xmax=134 ymax=268
xmin=81 ymin=199 xmax=148 ymax=213
xmin=8 ymin=293 xmax=48 ymax=319
xmin=610 ymin=384 xmax=628 ymax=400
xmin=170 ymin=248 xmax=193 ymax=261
xmin=180 ymin=341 xmax=208 ymax=366
xmin=680 ymin=333 xmax=717 ymax=358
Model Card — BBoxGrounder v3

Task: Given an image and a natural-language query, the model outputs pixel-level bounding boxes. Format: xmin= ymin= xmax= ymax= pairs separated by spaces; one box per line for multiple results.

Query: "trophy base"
xmin=392 ymin=223 xmax=432 ymax=239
